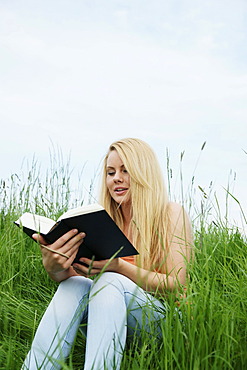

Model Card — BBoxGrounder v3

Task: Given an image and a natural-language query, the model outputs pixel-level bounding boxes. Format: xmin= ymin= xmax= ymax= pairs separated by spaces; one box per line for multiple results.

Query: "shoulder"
xmin=167 ymin=202 xmax=192 ymax=231
xmin=167 ymin=201 xmax=186 ymax=217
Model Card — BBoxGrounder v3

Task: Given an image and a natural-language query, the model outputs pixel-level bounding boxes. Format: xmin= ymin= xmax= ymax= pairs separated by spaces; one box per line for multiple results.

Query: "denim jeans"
xmin=22 ymin=272 xmax=166 ymax=370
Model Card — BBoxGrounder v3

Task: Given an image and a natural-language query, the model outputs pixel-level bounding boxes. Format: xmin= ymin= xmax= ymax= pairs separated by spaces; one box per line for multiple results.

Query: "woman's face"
xmin=106 ymin=150 xmax=131 ymax=206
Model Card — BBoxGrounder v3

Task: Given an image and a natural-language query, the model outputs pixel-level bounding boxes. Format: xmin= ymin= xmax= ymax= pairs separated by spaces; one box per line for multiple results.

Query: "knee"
xmin=90 ymin=272 xmax=131 ymax=295
xmin=57 ymin=276 xmax=92 ymax=301
xmin=92 ymin=272 xmax=120 ymax=287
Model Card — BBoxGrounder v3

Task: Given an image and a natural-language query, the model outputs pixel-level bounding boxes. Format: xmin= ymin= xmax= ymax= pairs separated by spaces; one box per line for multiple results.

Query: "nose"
xmin=113 ymin=171 xmax=123 ymax=183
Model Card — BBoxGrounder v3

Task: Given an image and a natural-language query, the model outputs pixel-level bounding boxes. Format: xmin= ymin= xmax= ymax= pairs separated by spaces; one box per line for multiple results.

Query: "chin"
xmin=119 ymin=198 xmax=131 ymax=207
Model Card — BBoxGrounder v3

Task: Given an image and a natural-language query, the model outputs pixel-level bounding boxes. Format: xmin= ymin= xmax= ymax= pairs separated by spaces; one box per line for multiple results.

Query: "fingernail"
xmin=80 ymin=232 xmax=86 ymax=238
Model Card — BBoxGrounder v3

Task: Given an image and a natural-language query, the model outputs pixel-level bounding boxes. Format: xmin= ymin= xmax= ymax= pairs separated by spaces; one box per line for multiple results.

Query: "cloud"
xmin=0 ymin=1 xmax=246 ymax=231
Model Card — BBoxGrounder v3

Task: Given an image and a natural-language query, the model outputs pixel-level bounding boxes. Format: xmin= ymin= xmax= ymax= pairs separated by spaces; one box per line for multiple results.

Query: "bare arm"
xmin=33 ymin=229 xmax=85 ymax=282
xmin=162 ymin=202 xmax=194 ymax=288
xmin=73 ymin=202 xmax=193 ymax=293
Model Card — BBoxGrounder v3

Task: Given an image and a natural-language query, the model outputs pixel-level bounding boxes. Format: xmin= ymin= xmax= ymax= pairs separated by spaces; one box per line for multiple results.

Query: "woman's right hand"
xmin=32 ymin=230 xmax=85 ymax=278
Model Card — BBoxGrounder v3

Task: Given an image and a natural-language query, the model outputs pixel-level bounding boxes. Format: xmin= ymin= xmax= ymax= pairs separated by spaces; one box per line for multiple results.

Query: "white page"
xmin=16 ymin=213 xmax=55 ymax=234
xmin=58 ymin=203 xmax=104 ymax=221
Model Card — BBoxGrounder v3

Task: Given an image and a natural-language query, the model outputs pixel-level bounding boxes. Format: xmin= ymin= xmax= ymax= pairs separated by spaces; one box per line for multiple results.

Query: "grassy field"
xmin=0 ymin=158 xmax=246 ymax=369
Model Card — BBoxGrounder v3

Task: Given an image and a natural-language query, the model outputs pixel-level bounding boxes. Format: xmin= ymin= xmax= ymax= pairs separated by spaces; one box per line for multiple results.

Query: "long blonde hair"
xmin=99 ymin=138 xmax=170 ymax=272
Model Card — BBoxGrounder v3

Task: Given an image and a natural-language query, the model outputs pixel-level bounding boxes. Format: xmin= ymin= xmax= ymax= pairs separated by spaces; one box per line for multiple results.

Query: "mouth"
xmin=114 ymin=187 xmax=128 ymax=194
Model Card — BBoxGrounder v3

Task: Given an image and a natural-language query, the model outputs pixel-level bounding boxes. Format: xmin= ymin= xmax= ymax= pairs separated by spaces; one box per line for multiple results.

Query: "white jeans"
xmin=22 ymin=272 xmax=166 ymax=370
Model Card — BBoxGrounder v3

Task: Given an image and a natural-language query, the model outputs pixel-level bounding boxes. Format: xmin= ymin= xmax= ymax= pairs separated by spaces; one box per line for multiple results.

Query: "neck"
xmin=120 ymin=203 xmax=132 ymax=224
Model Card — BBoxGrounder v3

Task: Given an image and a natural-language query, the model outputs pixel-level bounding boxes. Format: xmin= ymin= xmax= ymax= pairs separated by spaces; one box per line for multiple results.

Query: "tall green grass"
xmin=0 ymin=152 xmax=246 ymax=369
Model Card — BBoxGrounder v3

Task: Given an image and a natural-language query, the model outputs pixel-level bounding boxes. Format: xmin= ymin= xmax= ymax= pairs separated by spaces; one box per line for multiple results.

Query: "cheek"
xmin=106 ymin=178 xmax=112 ymax=191
xmin=126 ymin=174 xmax=130 ymax=186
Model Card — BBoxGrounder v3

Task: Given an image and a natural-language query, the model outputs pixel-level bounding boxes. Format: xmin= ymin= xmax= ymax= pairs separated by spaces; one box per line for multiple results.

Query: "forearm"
xmin=116 ymin=259 xmax=178 ymax=293
xmin=73 ymin=257 xmax=184 ymax=293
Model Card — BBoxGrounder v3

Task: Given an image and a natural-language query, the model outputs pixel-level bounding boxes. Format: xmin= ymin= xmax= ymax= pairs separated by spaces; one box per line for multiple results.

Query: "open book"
xmin=14 ymin=203 xmax=138 ymax=263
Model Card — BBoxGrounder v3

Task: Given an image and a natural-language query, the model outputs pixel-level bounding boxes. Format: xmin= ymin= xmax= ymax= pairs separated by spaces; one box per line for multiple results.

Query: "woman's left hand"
xmin=72 ymin=257 xmax=121 ymax=277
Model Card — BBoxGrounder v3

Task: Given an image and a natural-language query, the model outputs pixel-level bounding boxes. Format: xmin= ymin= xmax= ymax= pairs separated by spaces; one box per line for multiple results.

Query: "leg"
xmin=22 ymin=276 xmax=92 ymax=370
xmin=84 ymin=272 xmax=166 ymax=370
xmin=125 ymin=285 xmax=166 ymax=341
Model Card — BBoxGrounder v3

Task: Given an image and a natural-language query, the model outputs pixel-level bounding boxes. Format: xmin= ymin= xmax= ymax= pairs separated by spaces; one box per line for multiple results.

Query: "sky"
xmin=0 ymin=0 xmax=246 ymax=233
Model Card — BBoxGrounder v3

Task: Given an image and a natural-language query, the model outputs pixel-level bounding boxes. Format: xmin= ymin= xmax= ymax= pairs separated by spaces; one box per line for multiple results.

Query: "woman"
xmin=22 ymin=138 xmax=193 ymax=370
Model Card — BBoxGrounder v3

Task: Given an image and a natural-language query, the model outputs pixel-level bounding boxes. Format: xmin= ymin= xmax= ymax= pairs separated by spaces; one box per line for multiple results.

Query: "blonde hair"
xmin=99 ymin=138 xmax=170 ymax=272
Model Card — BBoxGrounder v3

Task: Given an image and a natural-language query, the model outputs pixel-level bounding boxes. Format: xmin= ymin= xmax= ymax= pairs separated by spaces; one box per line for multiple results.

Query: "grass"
xmin=0 ymin=153 xmax=246 ymax=369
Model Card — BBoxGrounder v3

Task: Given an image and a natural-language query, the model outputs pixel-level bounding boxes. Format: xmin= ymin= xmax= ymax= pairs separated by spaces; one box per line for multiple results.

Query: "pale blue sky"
xmin=1 ymin=0 xmax=246 ymax=232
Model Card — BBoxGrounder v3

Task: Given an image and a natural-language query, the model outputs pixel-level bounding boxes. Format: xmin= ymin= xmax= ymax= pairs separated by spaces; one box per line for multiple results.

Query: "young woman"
xmin=22 ymin=138 xmax=193 ymax=370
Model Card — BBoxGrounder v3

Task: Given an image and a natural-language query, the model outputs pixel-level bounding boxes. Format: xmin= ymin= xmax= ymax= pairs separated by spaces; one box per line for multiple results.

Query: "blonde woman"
xmin=22 ymin=138 xmax=193 ymax=370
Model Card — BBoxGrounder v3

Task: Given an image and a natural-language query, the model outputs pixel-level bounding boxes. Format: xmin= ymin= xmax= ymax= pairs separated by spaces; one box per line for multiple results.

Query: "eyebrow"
xmin=106 ymin=165 xmax=125 ymax=169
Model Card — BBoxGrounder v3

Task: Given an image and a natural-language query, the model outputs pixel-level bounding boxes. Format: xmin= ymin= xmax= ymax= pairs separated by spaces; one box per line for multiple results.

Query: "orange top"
xmin=121 ymin=256 xmax=136 ymax=265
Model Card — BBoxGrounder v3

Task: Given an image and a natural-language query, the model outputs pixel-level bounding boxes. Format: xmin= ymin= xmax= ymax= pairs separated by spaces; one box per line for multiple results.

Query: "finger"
xmin=58 ymin=248 xmax=80 ymax=271
xmin=77 ymin=257 xmax=97 ymax=275
xmin=38 ymin=230 xmax=84 ymax=256
xmin=69 ymin=248 xmax=81 ymax=263
xmin=36 ymin=231 xmax=85 ymax=265
xmin=58 ymin=232 xmax=85 ymax=256
xmin=72 ymin=264 xmax=88 ymax=276
xmin=78 ymin=257 xmax=92 ymax=266
xmin=79 ymin=258 xmax=109 ymax=269
xmin=32 ymin=234 xmax=48 ymax=245
xmin=40 ymin=244 xmax=70 ymax=259
xmin=73 ymin=262 xmax=101 ymax=277
xmin=65 ymin=238 xmax=84 ymax=261
xmin=48 ymin=237 xmax=83 ymax=263
xmin=52 ymin=229 xmax=81 ymax=249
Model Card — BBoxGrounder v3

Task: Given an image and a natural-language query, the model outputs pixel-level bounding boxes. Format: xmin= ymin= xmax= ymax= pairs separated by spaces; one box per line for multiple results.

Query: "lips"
xmin=114 ymin=187 xmax=128 ymax=194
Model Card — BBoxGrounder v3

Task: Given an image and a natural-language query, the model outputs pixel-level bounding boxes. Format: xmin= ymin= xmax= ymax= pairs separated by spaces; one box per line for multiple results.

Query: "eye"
xmin=107 ymin=171 xmax=115 ymax=176
xmin=123 ymin=169 xmax=128 ymax=173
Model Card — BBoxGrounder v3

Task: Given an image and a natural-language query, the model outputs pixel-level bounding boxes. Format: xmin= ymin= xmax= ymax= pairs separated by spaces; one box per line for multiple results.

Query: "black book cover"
xmin=17 ymin=210 xmax=138 ymax=263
